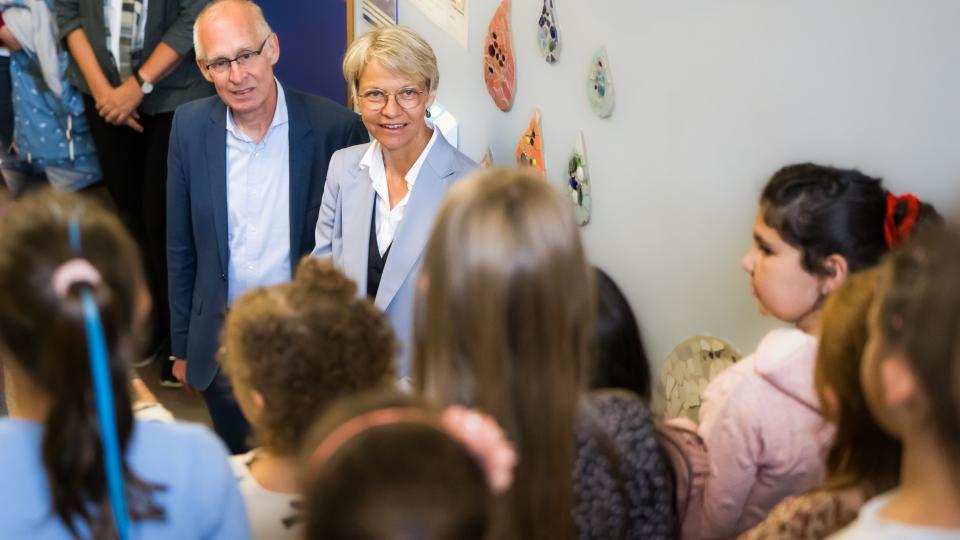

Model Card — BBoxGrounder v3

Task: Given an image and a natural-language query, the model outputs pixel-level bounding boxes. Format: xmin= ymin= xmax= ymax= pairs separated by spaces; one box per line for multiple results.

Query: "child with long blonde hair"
xmin=832 ymin=228 xmax=960 ymax=539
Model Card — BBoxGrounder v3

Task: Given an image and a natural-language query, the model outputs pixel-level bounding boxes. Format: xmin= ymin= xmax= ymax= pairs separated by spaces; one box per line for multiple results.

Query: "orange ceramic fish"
xmin=483 ymin=0 xmax=516 ymax=112
xmin=516 ymin=108 xmax=545 ymax=176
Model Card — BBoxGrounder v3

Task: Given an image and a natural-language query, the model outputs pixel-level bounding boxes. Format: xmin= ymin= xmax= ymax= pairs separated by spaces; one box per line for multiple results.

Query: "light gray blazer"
xmin=312 ymin=133 xmax=476 ymax=376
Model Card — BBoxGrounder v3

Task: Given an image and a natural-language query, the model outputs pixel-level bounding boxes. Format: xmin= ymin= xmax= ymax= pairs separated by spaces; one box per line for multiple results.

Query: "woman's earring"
xmin=425 ymin=108 xmax=432 ymax=118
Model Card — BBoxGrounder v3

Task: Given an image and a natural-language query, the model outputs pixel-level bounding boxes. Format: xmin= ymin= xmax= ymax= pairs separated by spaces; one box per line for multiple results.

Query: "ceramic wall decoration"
xmin=483 ymin=0 xmax=516 ymax=112
xmin=587 ymin=46 xmax=614 ymax=118
xmin=538 ymin=0 xmax=560 ymax=64
xmin=567 ymin=131 xmax=590 ymax=225
xmin=516 ymin=108 xmax=545 ymax=176
xmin=653 ymin=336 xmax=741 ymax=421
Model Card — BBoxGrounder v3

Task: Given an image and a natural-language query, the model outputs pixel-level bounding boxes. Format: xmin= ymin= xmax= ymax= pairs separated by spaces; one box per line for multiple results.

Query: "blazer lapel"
xmin=375 ymin=135 xmax=457 ymax=311
xmin=286 ymin=88 xmax=314 ymax=275
xmin=344 ymin=164 xmax=376 ymax=297
xmin=206 ymin=102 xmax=229 ymax=277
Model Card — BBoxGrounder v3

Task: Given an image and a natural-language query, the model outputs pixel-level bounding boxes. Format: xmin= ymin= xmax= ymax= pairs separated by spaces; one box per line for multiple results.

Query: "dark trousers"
xmin=0 ymin=55 xmax=13 ymax=149
xmin=201 ymin=373 xmax=251 ymax=454
xmin=83 ymin=95 xmax=172 ymax=358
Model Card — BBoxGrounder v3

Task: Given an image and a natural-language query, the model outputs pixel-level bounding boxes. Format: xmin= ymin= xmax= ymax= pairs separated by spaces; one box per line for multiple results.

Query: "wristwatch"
xmin=134 ymin=70 xmax=154 ymax=95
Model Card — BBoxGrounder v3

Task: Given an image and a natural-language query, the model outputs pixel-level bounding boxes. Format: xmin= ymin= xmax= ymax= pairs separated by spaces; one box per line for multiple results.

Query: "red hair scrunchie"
xmin=884 ymin=192 xmax=921 ymax=249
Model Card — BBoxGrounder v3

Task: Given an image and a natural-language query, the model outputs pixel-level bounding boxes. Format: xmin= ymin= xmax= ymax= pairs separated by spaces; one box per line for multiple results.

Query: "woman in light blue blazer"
xmin=312 ymin=26 xmax=476 ymax=377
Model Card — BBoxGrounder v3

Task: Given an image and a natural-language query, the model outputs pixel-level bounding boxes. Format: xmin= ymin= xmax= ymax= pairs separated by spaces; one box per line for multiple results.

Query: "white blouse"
xmin=230 ymin=450 xmax=301 ymax=540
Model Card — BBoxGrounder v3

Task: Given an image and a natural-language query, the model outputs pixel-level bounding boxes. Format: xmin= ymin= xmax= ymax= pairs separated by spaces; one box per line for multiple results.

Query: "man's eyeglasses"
xmin=357 ymin=87 xmax=426 ymax=110
xmin=204 ymin=36 xmax=270 ymax=74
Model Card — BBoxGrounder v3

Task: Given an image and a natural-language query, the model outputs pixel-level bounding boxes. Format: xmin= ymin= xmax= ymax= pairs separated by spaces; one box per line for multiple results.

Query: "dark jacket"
xmin=55 ymin=0 xmax=214 ymax=113
xmin=575 ymin=391 xmax=676 ymax=539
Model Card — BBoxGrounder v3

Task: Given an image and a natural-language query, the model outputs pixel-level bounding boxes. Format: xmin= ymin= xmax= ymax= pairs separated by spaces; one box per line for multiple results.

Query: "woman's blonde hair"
xmin=814 ymin=269 xmax=901 ymax=497
xmin=414 ymin=168 xmax=593 ymax=539
xmin=343 ymin=25 xmax=439 ymax=100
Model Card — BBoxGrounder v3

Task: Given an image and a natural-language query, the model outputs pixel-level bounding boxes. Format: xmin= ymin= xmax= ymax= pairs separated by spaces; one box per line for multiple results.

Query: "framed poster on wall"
xmin=410 ymin=0 xmax=468 ymax=48
xmin=362 ymin=0 xmax=398 ymax=26
xmin=260 ymin=0 xmax=350 ymax=105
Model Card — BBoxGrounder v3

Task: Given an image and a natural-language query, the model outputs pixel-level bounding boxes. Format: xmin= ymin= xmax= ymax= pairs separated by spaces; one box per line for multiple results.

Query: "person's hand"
xmin=120 ymin=114 xmax=144 ymax=133
xmin=131 ymin=377 xmax=159 ymax=408
xmin=130 ymin=377 xmax=176 ymax=422
xmin=96 ymin=78 xmax=144 ymax=132
xmin=665 ymin=417 xmax=700 ymax=433
xmin=0 ymin=27 xmax=22 ymax=52
xmin=172 ymin=359 xmax=188 ymax=385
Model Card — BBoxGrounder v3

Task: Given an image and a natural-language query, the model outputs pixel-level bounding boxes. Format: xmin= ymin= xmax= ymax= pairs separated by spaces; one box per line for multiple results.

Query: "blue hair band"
xmin=68 ymin=213 xmax=130 ymax=540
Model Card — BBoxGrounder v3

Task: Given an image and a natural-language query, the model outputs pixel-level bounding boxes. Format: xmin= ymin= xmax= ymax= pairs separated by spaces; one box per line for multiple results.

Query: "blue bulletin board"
xmin=259 ymin=0 xmax=349 ymax=105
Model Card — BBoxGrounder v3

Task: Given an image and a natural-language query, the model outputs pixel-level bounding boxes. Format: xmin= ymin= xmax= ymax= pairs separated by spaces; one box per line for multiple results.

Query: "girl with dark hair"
xmin=219 ymin=257 xmax=397 ymax=540
xmin=591 ymin=267 xmax=653 ymax=402
xmin=690 ymin=163 xmax=938 ymax=538
xmin=0 ymin=190 xmax=249 ymax=539
xmin=740 ymin=270 xmax=901 ymax=539
xmin=300 ymin=389 xmax=516 ymax=540
xmin=834 ymin=227 xmax=960 ymax=539
xmin=414 ymin=168 xmax=674 ymax=539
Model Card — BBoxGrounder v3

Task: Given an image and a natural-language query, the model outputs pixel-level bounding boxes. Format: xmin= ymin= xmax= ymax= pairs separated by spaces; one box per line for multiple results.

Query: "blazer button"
xmin=221 ymin=273 xmax=226 ymax=281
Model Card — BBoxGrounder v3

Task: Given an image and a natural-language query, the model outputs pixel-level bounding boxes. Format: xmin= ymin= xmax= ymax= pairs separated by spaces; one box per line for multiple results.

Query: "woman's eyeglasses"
xmin=358 ymin=87 xmax=426 ymax=110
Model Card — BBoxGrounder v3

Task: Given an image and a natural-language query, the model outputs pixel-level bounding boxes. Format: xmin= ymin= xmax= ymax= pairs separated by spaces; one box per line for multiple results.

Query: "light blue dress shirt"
xmin=225 ymin=80 xmax=291 ymax=306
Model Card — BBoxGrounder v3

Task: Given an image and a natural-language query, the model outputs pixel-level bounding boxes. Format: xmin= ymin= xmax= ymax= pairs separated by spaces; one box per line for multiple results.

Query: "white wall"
xmin=356 ymin=0 xmax=960 ymax=371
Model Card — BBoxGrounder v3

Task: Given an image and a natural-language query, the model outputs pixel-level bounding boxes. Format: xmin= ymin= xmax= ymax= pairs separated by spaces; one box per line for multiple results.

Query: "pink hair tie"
xmin=440 ymin=405 xmax=517 ymax=494
xmin=52 ymin=258 xmax=102 ymax=298
xmin=309 ymin=405 xmax=517 ymax=494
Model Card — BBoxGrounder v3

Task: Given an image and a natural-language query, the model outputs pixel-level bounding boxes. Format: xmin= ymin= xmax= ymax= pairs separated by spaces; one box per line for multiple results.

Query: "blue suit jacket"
xmin=167 ymin=85 xmax=368 ymax=390
xmin=312 ymin=133 xmax=476 ymax=377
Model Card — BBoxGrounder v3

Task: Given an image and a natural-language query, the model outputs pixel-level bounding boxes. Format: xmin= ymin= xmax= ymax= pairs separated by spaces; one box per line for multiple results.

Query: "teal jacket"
xmin=54 ymin=0 xmax=214 ymax=114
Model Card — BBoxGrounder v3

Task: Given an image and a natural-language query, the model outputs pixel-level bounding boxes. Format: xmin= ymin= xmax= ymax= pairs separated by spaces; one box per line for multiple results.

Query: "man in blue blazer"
xmin=167 ymin=0 xmax=367 ymax=451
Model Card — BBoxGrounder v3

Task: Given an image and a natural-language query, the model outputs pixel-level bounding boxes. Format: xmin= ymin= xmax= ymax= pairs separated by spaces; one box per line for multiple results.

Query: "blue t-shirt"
xmin=0 ymin=418 xmax=251 ymax=539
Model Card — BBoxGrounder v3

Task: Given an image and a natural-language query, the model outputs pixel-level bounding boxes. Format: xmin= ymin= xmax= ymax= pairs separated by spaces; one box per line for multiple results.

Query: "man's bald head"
xmin=193 ymin=0 xmax=272 ymax=62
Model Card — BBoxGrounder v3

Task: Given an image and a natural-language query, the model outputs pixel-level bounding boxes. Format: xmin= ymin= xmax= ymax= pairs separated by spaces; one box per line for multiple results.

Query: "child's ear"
xmin=135 ymin=286 xmax=152 ymax=329
xmin=818 ymin=254 xmax=849 ymax=296
xmin=233 ymin=383 xmax=266 ymax=424
xmin=880 ymin=355 xmax=918 ymax=410
xmin=251 ymin=389 xmax=265 ymax=416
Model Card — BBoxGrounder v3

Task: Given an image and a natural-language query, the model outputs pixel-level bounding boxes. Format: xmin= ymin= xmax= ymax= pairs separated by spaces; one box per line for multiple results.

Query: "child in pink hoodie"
xmin=691 ymin=163 xmax=938 ymax=539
